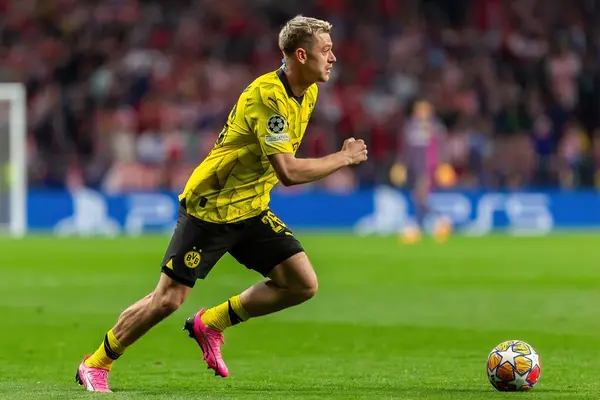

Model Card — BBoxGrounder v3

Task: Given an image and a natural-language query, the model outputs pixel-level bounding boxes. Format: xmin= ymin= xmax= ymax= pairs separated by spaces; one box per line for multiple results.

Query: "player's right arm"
xmin=268 ymin=139 xmax=367 ymax=186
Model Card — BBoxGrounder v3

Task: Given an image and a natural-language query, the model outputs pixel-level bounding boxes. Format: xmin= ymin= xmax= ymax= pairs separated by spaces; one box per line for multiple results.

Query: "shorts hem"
xmin=161 ymin=266 xmax=196 ymax=288
xmin=255 ymin=248 xmax=305 ymax=277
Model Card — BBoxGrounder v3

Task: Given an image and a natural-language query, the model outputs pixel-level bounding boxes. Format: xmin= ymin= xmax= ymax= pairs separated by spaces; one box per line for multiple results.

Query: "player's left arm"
xmin=247 ymin=94 xmax=367 ymax=186
xmin=268 ymin=151 xmax=352 ymax=186
xmin=247 ymin=95 xmax=296 ymax=155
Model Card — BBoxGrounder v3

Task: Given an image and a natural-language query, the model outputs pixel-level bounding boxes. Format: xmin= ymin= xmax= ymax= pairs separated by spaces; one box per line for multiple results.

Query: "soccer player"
xmin=400 ymin=98 xmax=452 ymax=244
xmin=76 ymin=15 xmax=368 ymax=392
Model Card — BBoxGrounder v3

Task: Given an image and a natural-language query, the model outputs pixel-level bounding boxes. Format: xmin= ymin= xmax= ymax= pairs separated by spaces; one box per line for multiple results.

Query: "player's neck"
xmin=283 ymin=67 xmax=311 ymax=97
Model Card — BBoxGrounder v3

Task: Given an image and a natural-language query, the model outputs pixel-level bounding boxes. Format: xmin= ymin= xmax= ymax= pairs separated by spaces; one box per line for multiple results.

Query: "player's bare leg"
xmin=112 ymin=273 xmax=191 ymax=345
xmin=402 ymin=175 xmax=451 ymax=244
xmin=402 ymin=175 xmax=429 ymax=244
xmin=239 ymin=252 xmax=317 ymax=315
xmin=421 ymin=176 xmax=452 ymax=243
xmin=76 ymin=273 xmax=191 ymax=392
xmin=184 ymin=252 xmax=317 ymax=377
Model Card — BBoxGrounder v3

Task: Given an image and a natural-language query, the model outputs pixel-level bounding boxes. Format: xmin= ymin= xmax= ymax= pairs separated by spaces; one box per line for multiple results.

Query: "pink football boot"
xmin=184 ymin=309 xmax=229 ymax=377
xmin=75 ymin=355 xmax=112 ymax=392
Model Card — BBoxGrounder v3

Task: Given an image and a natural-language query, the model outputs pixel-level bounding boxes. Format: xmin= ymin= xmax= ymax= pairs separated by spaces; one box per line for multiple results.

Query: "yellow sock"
xmin=84 ymin=329 xmax=127 ymax=371
xmin=201 ymin=295 xmax=251 ymax=332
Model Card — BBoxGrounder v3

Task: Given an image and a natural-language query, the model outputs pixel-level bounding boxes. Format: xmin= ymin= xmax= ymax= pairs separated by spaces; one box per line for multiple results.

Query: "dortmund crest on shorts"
xmin=184 ymin=248 xmax=202 ymax=269
xmin=267 ymin=115 xmax=286 ymax=134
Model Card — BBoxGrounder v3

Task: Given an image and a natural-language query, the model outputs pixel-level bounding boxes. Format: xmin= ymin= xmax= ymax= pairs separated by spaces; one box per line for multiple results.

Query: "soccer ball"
xmin=486 ymin=340 xmax=541 ymax=391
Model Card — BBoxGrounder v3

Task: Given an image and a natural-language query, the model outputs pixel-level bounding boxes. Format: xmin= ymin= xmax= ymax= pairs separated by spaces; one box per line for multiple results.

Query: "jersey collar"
xmin=277 ymin=68 xmax=304 ymax=105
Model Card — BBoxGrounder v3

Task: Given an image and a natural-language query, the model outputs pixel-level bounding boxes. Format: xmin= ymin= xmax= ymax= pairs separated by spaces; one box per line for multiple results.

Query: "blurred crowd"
xmin=3 ymin=0 xmax=600 ymax=192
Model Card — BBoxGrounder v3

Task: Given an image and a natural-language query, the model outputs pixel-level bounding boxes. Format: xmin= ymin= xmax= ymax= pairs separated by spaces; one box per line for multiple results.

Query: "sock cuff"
xmin=106 ymin=329 xmax=126 ymax=356
xmin=229 ymin=295 xmax=250 ymax=321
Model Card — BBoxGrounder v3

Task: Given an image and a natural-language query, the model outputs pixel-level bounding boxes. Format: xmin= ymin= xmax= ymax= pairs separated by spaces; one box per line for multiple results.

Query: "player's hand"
xmin=341 ymin=138 xmax=368 ymax=165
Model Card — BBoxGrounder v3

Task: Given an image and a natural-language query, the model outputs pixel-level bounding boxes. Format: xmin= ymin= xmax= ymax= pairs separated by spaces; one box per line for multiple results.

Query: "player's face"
xmin=414 ymin=101 xmax=432 ymax=119
xmin=304 ymin=32 xmax=336 ymax=83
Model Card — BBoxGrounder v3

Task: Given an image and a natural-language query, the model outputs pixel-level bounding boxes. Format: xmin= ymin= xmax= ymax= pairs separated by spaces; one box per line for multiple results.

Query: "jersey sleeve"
xmin=245 ymin=89 xmax=294 ymax=155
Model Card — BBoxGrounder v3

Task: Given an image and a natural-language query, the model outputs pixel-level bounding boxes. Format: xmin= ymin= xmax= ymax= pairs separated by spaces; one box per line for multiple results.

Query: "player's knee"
xmin=152 ymin=291 xmax=185 ymax=316
xmin=291 ymin=279 xmax=318 ymax=303
xmin=155 ymin=297 xmax=182 ymax=316
xmin=301 ymin=282 xmax=318 ymax=301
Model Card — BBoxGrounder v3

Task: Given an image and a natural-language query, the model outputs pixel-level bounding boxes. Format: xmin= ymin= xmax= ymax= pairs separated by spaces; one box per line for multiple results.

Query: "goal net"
xmin=0 ymin=84 xmax=26 ymax=237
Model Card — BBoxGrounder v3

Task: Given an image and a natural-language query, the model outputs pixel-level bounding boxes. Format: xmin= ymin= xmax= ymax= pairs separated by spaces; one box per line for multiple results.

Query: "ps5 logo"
xmin=354 ymin=187 xmax=554 ymax=236
xmin=432 ymin=192 xmax=553 ymax=236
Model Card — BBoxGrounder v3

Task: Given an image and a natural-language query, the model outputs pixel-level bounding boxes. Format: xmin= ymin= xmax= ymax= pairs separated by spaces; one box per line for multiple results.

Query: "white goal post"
xmin=0 ymin=83 xmax=27 ymax=237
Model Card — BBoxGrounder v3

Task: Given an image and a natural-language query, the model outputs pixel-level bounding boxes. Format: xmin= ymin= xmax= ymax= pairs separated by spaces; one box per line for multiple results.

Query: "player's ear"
xmin=296 ymin=48 xmax=307 ymax=64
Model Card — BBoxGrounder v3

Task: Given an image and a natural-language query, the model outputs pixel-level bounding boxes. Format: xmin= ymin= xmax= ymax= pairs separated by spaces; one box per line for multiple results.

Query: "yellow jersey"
xmin=179 ymin=68 xmax=318 ymax=223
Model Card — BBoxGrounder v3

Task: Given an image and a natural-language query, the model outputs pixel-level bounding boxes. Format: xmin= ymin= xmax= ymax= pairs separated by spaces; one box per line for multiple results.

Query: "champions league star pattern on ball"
xmin=486 ymin=340 xmax=541 ymax=392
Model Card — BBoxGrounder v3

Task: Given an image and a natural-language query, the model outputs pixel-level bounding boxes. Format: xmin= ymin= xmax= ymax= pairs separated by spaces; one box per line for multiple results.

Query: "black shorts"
xmin=160 ymin=200 xmax=304 ymax=287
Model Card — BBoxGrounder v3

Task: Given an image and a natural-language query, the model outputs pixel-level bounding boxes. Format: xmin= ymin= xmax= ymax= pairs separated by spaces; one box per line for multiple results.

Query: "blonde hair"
xmin=278 ymin=15 xmax=333 ymax=56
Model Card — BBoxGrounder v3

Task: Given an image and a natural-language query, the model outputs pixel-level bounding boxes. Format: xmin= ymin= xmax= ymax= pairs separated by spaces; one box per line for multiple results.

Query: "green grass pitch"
xmin=1 ymin=233 xmax=599 ymax=399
